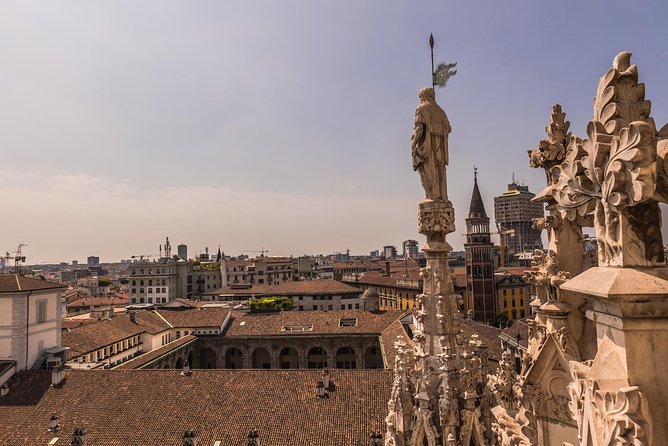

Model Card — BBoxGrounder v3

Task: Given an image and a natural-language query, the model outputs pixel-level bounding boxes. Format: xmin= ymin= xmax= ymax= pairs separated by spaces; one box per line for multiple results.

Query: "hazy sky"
xmin=1 ymin=1 xmax=667 ymax=263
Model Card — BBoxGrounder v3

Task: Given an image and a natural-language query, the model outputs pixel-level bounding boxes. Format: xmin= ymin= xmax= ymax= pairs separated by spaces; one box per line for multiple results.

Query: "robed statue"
xmin=411 ymin=87 xmax=451 ymax=202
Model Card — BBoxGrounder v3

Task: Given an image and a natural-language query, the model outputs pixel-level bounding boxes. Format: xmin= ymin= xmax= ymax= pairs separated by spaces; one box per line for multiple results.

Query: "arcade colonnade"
xmin=194 ymin=336 xmax=385 ymax=370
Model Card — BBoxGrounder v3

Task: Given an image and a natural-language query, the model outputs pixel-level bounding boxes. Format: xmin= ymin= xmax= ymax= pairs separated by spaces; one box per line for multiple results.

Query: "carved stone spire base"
xmin=562 ymin=266 xmax=668 ymax=444
xmin=419 ymin=200 xmax=455 ymax=253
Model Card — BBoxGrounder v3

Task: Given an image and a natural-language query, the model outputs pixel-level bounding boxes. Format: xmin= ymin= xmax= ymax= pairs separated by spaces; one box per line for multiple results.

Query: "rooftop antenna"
xmin=474 ymin=165 xmax=478 ymax=183
xmin=512 ymin=172 xmax=516 ymax=184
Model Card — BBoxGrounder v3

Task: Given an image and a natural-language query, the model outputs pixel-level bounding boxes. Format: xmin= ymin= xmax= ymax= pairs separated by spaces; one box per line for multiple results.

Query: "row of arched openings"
xmin=217 ymin=346 xmax=383 ymax=369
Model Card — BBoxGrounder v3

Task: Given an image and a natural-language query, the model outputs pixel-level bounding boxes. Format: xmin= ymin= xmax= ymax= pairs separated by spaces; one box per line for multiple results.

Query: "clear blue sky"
xmin=1 ymin=1 xmax=667 ymax=263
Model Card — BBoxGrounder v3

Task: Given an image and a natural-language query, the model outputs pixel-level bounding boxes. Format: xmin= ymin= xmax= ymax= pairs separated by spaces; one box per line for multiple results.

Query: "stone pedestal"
xmin=418 ymin=200 xmax=455 ymax=253
xmin=561 ymin=267 xmax=668 ymax=445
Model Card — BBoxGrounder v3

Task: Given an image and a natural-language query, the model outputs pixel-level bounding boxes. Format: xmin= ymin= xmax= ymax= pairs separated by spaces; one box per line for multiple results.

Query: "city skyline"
xmin=1 ymin=1 xmax=667 ymax=263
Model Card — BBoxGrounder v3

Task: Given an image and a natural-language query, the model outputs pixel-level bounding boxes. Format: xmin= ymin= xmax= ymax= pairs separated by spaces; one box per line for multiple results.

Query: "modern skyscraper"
xmin=383 ymin=245 xmax=397 ymax=259
xmin=402 ymin=239 xmax=419 ymax=259
xmin=493 ymin=181 xmax=544 ymax=259
xmin=177 ymin=244 xmax=188 ymax=260
xmin=464 ymin=173 xmax=497 ymax=323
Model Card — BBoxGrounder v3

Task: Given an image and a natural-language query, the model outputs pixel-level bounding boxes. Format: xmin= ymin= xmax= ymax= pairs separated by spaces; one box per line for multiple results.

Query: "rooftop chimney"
xmin=316 ymin=380 xmax=328 ymax=399
xmin=70 ymin=428 xmax=86 ymax=446
xmin=384 ymin=261 xmax=390 ymax=276
xmin=49 ymin=413 xmax=60 ymax=433
xmin=182 ymin=430 xmax=196 ymax=446
xmin=51 ymin=366 xmax=66 ymax=387
xmin=181 ymin=360 xmax=192 ymax=377
xmin=247 ymin=430 xmax=260 ymax=446
xmin=321 ymin=369 xmax=330 ymax=390
xmin=129 ymin=311 xmax=137 ymax=324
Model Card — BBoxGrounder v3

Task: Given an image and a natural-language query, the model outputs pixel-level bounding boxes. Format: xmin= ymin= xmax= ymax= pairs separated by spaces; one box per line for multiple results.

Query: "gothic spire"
xmin=468 ymin=168 xmax=487 ymax=219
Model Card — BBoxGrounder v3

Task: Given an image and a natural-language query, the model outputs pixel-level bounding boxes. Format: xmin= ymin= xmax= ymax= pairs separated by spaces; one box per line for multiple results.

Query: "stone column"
xmin=297 ymin=343 xmax=306 ymax=369
xmin=562 ymin=267 xmax=668 ymax=444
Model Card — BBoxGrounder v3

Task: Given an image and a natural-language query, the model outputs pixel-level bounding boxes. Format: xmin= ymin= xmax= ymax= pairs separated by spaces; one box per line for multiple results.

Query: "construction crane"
xmin=0 ymin=244 xmax=28 ymax=274
xmin=493 ymin=226 xmax=515 ymax=268
xmin=10 ymin=244 xmax=27 ymax=274
xmin=242 ymin=248 xmax=269 ymax=258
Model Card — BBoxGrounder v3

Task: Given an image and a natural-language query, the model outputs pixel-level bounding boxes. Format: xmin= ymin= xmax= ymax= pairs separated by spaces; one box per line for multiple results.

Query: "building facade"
xmin=493 ymin=181 xmax=544 ymax=259
xmin=0 ymin=275 xmax=66 ymax=373
xmin=494 ymin=268 xmax=530 ymax=321
xmin=128 ymin=260 xmax=181 ymax=305
xmin=203 ymin=280 xmax=363 ymax=311
xmin=226 ymin=257 xmax=298 ymax=286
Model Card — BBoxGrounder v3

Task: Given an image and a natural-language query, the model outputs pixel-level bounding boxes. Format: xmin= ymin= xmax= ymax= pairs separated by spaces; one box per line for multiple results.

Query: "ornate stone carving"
xmin=490 ymin=406 xmax=537 ymax=446
xmin=568 ymin=362 xmax=653 ymax=446
xmin=386 ymin=86 xmax=490 ymax=446
xmin=418 ymin=201 xmax=455 ymax=240
xmin=529 ymin=103 xmax=571 ymax=180
xmin=487 ymin=352 xmax=516 ymax=410
xmin=524 ymin=249 xmax=570 ymax=305
xmin=549 ymin=52 xmax=666 ymax=267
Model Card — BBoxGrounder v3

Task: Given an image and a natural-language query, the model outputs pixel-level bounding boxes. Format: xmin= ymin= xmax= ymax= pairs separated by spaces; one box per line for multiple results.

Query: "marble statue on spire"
xmin=411 ymin=87 xmax=452 ymax=202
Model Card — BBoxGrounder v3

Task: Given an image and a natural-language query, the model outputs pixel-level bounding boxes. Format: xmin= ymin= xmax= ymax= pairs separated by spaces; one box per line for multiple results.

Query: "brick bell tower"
xmin=464 ymin=169 xmax=497 ymax=323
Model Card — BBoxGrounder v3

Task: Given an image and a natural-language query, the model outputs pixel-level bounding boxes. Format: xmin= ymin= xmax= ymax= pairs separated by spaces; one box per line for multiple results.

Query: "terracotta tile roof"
xmin=208 ymin=280 xmax=361 ymax=297
xmin=114 ymin=335 xmax=197 ymax=370
xmin=0 ymin=274 xmax=66 ymax=293
xmin=61 ymin=318 xmax=99 ymax=330
xmin=61 ymin=312 xmax=171 ymax=358
xmin=380 ymin=318 xmax=414 ymax=368
xmin=226 ymin=310 xmax=405 ymax=337
xmin=333 ymin=262 xmax=384 ymax=271
xmin=0 ymin=369 xmax=391 ymax=446
xmin=67 ymin=296 xmax=128 ymax=308
xmin=343 ymin=274 xmax=399 ymax=288
xmin=462 ymin=319 xmax=504 ymax=362
xmin=269 ymin=280 xmax=361 ymax=295
xmin=264 ymin=257 xmax=295 ymax=263
xmin=206 ymin=284 xmax=274 ymax=296
xmin=496 ymin=267 xmax=530 ymax=276
xmin=156 ymin=307 xmax=231 ymax=329
xmin=500 ymin=318 xmax=531 ymax=349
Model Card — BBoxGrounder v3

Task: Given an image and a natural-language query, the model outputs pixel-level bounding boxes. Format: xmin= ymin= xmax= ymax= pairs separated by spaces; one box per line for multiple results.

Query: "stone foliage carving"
xmin=491 ymin=406 xmax=537 ymax=446
xmin=524 ymin=249 xmax=570 ymax=305
xmin=418 ymin=201 xmax=455 ymax=239
xmin=548 ymin=52 xmax=666 ymax=267
xmin=568 ymin=362 xmax=653 ymax=446
xmin=529 ymin=104 xmax=571 ymax=179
